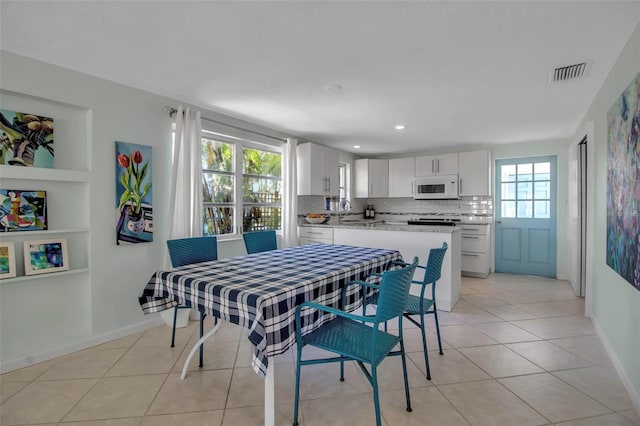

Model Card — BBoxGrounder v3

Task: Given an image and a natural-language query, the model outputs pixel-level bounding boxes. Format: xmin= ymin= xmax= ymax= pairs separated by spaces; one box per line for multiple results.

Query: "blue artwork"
xmin=115 ymin=141 xmax=153 ymax=244
xmin=606 ymin=72 xmax=640 ymax=291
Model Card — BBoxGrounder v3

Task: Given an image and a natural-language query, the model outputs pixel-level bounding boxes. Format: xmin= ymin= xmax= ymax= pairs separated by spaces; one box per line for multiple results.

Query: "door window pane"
xmin=534 ymin=181 xmax=550 ymax=199
xmin=517 ymin=201 xmax=533 ymax=218
xmin=501 ymin=165 xmax=516 ymax=182
xmin=517 ymin=182 xmax=533 ymax=199
xmin=534 ymin=201 xmax=550 ymax=218
xmin=243 ymin=206 xmax=281 ymax=232
xmin=501 ymin=183 xmax=516 ymax=199
xmin=517 ymin=163 xmax=533 ymax=181
xmin=501 ymin=201 xmax=516 ymax=218
xmin=534 ymin=162 xmax=550 ymax=180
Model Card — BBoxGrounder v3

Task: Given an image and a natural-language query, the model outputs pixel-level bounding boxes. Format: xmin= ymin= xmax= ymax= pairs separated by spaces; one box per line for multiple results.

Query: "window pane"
xmin=202 ymin=139 xmax=233 ymax=172
xmin=517 ymin=182 xmax=533 ymax=200
xmin=243 ymin=206 xmax=281 ymax=232
xmin=203 ymin=173 xmax=234 ymax=203
xmin=534 ymin=162 xmax=550 ymax=180
xmin=501 ymin=165 xmax=516 ymax=182
xmin=204 ymin=206 xmax=234 ymax=235
xmin=517 ymin=163 xmax=533 ymax=181
xmin=243 ymin=147 xmax=281 ymax=177
xmin=501 ymin=183 xmax=516 ymax=199
xmin=501 ymin=201 xmax=516 ymax=218
xmin=534 ymin=201 xmax=550 ymax=218
xmin=517 ymin=201 xmax=533 ymax=218
xmin=243 ymin=177 xmax=281 ymax=203
xmin=534 ymin=181 xmax=550 ymax=199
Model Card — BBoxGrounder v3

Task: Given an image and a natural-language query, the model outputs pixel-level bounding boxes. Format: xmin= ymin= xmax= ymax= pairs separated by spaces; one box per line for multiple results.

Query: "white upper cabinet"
xmin=388 ymin=157 xmax=415 ymax=197
xmin=355 ymin=159 xmax=389 ymax=198
xmin=297 ymin=143 xmax=339 ymax=196
xmin=415 ymin=153 xmax=458 ymax=176
xmin=458 ymin=150 xmax=491 ymax=196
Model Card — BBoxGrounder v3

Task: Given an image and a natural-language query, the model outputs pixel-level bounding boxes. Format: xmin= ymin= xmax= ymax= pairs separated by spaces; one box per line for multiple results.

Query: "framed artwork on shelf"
xmin=115 ymin=141 xmax=153 ymax=245
xmin=0 ymin=242 xmax=17 ymax=279
xmin=23 ymin=238 xmax=69 ymax=276
xmin=0 ymin=109 xmax=54 ymax=168
xmin=0 ymin=189 xmax=48 ymax=232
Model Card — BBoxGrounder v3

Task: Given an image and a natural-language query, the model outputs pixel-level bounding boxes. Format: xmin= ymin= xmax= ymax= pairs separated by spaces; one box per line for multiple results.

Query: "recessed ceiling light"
xmin=394 ymin=124 xmax=406 ymax=130
xmin=353 ymin=145 xmax=361 ymax=149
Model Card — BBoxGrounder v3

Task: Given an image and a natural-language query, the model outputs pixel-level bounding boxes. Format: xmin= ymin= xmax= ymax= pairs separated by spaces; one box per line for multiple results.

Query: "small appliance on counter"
xmin=407 ymin=217 xmax=460 ymax=226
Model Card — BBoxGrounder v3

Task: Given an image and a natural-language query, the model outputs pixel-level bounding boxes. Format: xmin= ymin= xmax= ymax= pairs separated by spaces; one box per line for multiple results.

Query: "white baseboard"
xmin=556 ymin=273 xmax=568 ymax=280
xmin=0 ymin=316 xmax=164 ymax=374
xmin=592 ymin=317 xmax=640 ymax=417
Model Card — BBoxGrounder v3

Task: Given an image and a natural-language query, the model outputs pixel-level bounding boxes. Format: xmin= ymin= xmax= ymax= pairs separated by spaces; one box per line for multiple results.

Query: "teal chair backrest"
xmin=374 ymin=257 xmax=418 ymax=323
xmin=166 ymin=236 xmax=218 ymax=267
xmin=243 ymin=230 xmax=277 ymax=254
xmin=423 ymin=242 xmax=448 ymax=284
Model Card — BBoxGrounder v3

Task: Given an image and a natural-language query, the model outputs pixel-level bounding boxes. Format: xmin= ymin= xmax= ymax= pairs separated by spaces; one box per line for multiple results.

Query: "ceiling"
xmin=1 ymin=1 xmax=639 ymax=155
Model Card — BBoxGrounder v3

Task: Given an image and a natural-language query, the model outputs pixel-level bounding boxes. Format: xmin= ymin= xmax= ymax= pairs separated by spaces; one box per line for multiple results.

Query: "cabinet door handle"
xmin=327 ymin=177 xmax=330 ymax=192
xmin=464 ymin=228 xmax=481 ymax=231
xmin=462 ymin=253 xmax=480 ymax=257
xmin=411 ymin=181 xmax=414 ymax=195
xmin=432 ymin=159 xmax=435 ymax=174
xmin=462 ymin=236 xmax=480 ymax=239
xmin=460 ymin=179 xmax=462 ymax=193
xmin=437 ymin=158 xmax=440 ymax=173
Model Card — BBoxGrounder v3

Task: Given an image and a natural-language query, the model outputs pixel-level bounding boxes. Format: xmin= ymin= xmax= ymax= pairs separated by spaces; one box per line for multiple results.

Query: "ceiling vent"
xmin=550 ymin=62 xmax=590 ymax=83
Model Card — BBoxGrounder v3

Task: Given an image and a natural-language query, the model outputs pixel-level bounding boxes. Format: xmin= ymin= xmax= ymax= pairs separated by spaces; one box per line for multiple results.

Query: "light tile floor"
xmin=1 ymin=273 xmax=639 ymax=425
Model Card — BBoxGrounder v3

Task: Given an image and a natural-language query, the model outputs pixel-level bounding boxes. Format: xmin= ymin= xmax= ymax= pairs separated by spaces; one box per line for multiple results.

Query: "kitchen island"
xmin=300 ymin=221 xmax=461 ymax=311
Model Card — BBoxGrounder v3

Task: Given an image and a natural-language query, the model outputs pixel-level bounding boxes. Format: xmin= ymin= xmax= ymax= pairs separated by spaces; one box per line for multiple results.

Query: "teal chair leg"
xmin=339 ymin=356 xmax=345 ymax=381
xmin=372 ymin=367 xmax=382 ymax=426
xmin=170 ymin=306 xmax=178 ymax=348
xmin=433 ymin=304 xmax=443 ymax=355
xmin=420 ymin=314 xmax=431 ymax=380
xmin=293 ymin=346 xmax=303 ymax=426
xmin=400 ymin=339 xmax=413 ymax=413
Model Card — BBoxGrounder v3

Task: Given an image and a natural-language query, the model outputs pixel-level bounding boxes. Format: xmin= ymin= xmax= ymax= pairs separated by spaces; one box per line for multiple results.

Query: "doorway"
xmin=495 ymin=156 xmax=557 ymax=277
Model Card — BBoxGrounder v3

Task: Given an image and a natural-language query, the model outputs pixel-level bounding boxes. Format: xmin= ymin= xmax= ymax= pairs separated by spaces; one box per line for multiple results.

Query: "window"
xmin=500 ymin=161 xmax=551 ymax=219
xmin=202 ymin=132 xmax=281 ymax=237
xmin=338 ymin=162 xmax=350 ymax=202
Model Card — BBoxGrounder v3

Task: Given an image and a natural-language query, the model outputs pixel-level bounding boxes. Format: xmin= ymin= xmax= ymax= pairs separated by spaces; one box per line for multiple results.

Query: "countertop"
xmin=300 ymin=220 xmax=463 ymax=233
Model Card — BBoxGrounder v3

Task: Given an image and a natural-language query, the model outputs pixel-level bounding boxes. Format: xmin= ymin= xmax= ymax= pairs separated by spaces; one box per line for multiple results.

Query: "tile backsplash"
xmin=298 ymin=195 xmax=493 ymax=220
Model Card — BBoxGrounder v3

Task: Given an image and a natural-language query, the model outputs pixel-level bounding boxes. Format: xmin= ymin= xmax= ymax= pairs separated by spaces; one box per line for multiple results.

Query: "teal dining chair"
xmin=166 ymin=236 xmax=218 ymax=367
xmin=292 ymin=258 xmax=419 ymax=426
xmin=364 ymin=242 xmax=448 ymax=380
xmin=243 ymin=230 xmax=277 ymax=254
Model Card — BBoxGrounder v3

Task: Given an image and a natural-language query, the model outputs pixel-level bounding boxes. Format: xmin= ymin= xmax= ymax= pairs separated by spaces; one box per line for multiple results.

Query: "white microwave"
xmin=414 ymin=175 xmax=459 ymax=199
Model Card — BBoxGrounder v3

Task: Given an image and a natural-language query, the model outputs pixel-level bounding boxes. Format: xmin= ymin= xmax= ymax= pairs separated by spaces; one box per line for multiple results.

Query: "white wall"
xmin=571 ymin=24 xmax=640 ymax=404
xmin=0 ymin=51 xmax=288 ymax=370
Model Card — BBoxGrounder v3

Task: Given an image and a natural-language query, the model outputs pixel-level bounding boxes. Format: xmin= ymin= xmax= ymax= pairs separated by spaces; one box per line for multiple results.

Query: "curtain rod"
xmin=164 ymin=106 xmax=287 ymax=143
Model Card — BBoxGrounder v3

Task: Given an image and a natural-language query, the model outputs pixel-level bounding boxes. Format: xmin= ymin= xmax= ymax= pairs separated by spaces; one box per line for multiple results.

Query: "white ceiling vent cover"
xmin=550 ymin=62 xmax=590 ymax=83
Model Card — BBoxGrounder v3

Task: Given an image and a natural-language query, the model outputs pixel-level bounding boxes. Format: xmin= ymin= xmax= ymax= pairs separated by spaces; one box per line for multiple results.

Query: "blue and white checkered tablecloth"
xmin=139 ymin=243 xmax=401 ymax=377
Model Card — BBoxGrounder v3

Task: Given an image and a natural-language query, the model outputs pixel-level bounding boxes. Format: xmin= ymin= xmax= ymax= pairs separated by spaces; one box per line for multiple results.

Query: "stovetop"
xmin=407 ymin=218 xmax=461 ymax=226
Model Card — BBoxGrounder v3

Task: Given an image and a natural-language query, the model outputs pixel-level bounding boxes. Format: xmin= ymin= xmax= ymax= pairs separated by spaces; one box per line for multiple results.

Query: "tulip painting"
xmin=115 ymin=141 xmax=153 ymax=244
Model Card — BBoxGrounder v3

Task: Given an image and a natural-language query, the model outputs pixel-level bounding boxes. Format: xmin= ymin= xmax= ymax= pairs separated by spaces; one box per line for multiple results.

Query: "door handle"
xmin=496 ymin=220 xmax=502 ymax=224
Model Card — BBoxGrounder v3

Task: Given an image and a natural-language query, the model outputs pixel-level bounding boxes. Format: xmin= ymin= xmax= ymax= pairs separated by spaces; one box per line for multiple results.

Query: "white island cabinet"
xmin=333 ymin=227 xmax=461 ymax=311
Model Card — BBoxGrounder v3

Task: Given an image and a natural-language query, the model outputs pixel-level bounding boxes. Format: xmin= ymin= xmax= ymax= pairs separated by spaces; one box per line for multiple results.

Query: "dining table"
xmin=138 ymin=243 xmax=402 ymax=426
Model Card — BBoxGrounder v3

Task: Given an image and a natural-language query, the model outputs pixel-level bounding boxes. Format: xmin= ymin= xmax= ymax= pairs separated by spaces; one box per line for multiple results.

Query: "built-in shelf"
xmin=0 ymin=268 xmax=90 ymax=284
xmin=0 ymin=228 xmax=89 ymax=238
xmin=0 ymin=165 xmax=89 ymax=183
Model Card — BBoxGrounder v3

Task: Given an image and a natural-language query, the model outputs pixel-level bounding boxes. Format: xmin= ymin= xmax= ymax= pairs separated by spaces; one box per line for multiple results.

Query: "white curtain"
xmin=282 ymin=138 xmax=298 ymax=247
xmin=168 ymin=106 xmax=203 ymax=241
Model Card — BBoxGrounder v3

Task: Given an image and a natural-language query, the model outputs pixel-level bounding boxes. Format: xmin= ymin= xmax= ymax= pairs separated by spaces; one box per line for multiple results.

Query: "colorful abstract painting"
xmin=606 ymin=71 xmax=640 ymax=292
xmin=115 ymin=141 xmax=153 ymax=244
xmin=0 ymin=109 xmax=54 ymax=168
xmin=0 ymin=190 xmax=47 ymax=232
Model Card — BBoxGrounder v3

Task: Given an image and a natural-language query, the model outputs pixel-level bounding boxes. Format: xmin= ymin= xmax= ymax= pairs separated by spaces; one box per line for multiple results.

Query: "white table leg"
xmin=265 ymin=361 xmax=275 ymax=426
xmin=180 ymin=320 xmax=221 ymax=380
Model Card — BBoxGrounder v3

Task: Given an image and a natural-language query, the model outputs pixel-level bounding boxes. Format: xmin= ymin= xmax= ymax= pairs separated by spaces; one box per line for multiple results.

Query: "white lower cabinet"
xmin=299 ymin=226 xmax=334 ymax=245
xmin=460 ymin=224 xmax=491 ymax=277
